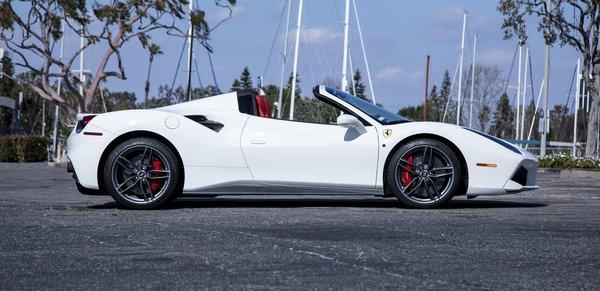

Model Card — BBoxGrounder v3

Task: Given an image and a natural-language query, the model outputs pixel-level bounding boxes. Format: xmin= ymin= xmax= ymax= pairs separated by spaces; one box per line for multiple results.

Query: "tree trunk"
xmin=583 ymin=62 xmax=600 ymax=157
xmin=585 ymin=82 xmax=599 ymax=158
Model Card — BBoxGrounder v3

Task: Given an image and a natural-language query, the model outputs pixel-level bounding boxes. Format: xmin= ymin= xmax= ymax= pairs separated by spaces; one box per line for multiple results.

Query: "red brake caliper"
xmin=149 ymin=159 xmax=164 ymax=193
xmin=401 ymin=155 xmax=413 ymax=187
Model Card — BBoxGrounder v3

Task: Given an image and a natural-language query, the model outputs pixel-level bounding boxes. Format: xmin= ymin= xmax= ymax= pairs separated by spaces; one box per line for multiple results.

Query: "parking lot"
xmin=0 ymin=165 xmax=599 ymax=289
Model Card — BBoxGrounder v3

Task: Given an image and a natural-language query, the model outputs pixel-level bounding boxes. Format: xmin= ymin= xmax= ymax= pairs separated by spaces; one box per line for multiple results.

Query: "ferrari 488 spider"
xmin=67 ymin=85 xmax=538 ymax=209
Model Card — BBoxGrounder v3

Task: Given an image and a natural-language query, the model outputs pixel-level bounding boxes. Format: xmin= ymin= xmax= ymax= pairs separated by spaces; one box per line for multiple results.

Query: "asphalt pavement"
xmin=0 ymin=166 xmax=599 ymax=289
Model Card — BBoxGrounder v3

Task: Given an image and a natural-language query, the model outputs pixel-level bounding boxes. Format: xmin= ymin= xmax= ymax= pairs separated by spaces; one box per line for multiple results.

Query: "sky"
xmin=14 ymin=0 xmax=582 ymax=113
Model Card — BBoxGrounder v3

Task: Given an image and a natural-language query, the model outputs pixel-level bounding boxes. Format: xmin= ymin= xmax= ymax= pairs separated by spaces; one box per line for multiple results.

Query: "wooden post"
xmin=423 ymin=55 xmax=430 ymax=121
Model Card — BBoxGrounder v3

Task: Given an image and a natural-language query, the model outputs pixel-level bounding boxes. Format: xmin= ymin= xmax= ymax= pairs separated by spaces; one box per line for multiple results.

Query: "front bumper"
xmin=503 ymin=158 xmax=539 ymax=193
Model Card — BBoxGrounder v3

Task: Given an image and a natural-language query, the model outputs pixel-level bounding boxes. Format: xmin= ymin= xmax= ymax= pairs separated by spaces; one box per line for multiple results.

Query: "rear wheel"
xmin=103 ymin=137 xmax=180 ymax=209
xmin=386 ymin=139 xmax=461 ymax=209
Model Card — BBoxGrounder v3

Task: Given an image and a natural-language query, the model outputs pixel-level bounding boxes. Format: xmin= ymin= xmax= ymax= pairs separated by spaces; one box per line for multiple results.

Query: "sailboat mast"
xmin=540 ymin=0 xmax=551 ymax=156
xmin=456 ymin=11 xmax=467 ymax=125
xmin=521 ymin=47 xmax=529 ymax=141
xmin=352 ymin=0 xmax=376 ymax=104
xmin=468 ymin=34 xmax=477 ymax=129
xmin=573 ymin=58 xmax=581 ymax=156
xmin=277 ymin=0 xmax=292 ymax=119
xmin=516 ymin=44 xmax=522 ymax=139
xmin=289 ymin=0 xmax=303 ymax=120
xmin=340 ymin=0 xmax=350 ymax=91
xmin=186 ymin=0 xmax=194 ymax=101
xmin=349 ymin=52 xmax=356 ymax=95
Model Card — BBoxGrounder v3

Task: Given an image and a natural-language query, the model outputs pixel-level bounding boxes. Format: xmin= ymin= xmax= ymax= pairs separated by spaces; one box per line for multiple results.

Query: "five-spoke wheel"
xmin=104 ymin=137 xmax=180 ymax=209
xmin=387 ymin=139 xmax=461 ymax=208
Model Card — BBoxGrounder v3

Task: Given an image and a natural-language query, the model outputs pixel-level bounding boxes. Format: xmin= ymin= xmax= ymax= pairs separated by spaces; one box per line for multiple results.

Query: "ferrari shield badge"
xmin=383 ymin=129 xmax=393 ymax=138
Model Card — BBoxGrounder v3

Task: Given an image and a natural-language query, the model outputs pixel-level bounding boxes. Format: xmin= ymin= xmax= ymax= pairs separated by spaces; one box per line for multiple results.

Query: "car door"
xmin=240 ymin=116 xmax=379 ymax=188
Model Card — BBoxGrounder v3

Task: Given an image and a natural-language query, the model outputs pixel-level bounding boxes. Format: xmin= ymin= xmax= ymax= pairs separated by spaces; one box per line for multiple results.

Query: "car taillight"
xmin=82 ymin=115 xmax=95 ymax=126
xmin=76 ymin=115 xmax=96 ymax=133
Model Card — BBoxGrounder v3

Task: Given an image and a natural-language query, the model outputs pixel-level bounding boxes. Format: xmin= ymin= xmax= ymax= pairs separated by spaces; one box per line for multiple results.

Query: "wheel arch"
xmin=382 ymin=133 xmax=469 ymax=196
xmin=97 ymin=130 xmax=185 ymax=193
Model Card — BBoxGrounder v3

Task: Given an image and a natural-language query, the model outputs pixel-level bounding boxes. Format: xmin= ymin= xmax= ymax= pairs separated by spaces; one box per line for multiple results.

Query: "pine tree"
xmin=438 ymin=70 xmax=455 ymax=123
xmin=427 ymin=85 xmax=446 ymax=122
xmin=398 ymin=105 xmax=423 ymax=121
xmin=352 ymin=70 xmax=368 ymax=101
xmin=240 ymin=67 xmax=253 ymax=90
xmin=490 ymin=92 xmax=514 ymax=138
xmin=0 ymin=53 xmax=17 ymax=134
xmin=440 ymin=70 xmax=452 ymax=104
xmin=230 ymin=79 xmax=242 ymax=92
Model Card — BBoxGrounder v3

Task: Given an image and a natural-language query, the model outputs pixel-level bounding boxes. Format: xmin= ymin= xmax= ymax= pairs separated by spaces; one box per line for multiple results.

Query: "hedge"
xmin=538 ymin=154 xmax=600 ymax=169
xmin=0 ymin=135 xmax=50 ymax=163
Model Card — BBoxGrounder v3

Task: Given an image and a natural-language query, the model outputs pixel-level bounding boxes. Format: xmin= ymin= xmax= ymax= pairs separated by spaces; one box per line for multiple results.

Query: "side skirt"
xmin=182 ymin=181 xmax=384 ymax=196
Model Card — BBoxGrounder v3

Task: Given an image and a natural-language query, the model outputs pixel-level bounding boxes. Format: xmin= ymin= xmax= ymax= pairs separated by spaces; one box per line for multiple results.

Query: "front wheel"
xmin=103 ymin=137 xmax=180 ymax=210
xmin=386 ymin=139 xmax=462 ymax=209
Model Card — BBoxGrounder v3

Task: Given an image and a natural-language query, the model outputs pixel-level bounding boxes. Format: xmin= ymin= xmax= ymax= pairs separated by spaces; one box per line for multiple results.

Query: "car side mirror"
xmin=337 ymin=114 xmax=367 ymax=134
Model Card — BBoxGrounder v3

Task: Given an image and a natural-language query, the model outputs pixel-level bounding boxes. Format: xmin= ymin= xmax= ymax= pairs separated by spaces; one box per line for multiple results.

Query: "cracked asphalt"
xmin=0 ymin=166 xmax=599 ymax=290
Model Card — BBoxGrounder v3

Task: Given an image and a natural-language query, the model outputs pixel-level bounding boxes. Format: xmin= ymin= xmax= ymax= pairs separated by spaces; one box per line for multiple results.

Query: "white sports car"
xmin=67 ymin=85 xmax=538 ymax=209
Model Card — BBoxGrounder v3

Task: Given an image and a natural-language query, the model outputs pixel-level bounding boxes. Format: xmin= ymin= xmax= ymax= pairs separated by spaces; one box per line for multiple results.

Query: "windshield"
xmin=324 ymin=87 xmax=410 ymax=125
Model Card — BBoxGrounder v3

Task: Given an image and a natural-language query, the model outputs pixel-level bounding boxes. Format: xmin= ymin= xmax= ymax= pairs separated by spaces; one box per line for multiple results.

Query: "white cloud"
xmin=421 ymin=6 xmax=497 ymax=41
xmin=479 ymin=48 xmax=513 ymax=64
xmin=300 ymin=27 xmax=339 ymax=44
xmin=376 ymin=66 xmax=407 ymax=82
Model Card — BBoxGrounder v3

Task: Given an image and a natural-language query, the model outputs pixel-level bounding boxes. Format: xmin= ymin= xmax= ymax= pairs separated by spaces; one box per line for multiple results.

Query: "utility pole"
xmin=289 ymin=0 xmax=303 ymax=120
xmin=352 ymin=0 xmax=376 ymax=104
xmin=186 ymin=0 xmax=194 ymax=101
xmin=540 ymin=0 xmax=551 ymax=156
xmin=456 ymin=10 xmax=467 ymax=126
xmin=277 ymin=0 xmax=292 ymax=119
xmin=340 ymin=0 xmax=350 ymax=91
xmin=469 ymin=34 xmax=477 ymax=129
xmin=423 ymin=55 xmax=430 ymax=121
xmin=516 ymin=44 xmax=522 ymax=140
xmin=573 ymin=57 xmax=581 ymax=157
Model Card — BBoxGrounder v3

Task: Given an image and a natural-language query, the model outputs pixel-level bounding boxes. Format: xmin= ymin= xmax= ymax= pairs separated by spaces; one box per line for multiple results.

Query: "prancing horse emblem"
xmin=383 ymin=129 xmax=393 ymax=138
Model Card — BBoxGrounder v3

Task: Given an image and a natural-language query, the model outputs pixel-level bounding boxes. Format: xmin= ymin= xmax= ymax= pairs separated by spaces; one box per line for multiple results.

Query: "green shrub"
xmin=0 ymin=135 xmax=49 ymax=163
xmin=538 ymin=154 xmax=600 ymax=169
xmin=0 ymin=136 xmax=18 ymax=162
xmin=18 ymin=136 xmax=50 ymax=162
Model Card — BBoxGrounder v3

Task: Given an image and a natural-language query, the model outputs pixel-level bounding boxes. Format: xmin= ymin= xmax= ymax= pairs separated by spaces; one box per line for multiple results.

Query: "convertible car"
xmin=67 ymin=85 xmax=538 ymax=209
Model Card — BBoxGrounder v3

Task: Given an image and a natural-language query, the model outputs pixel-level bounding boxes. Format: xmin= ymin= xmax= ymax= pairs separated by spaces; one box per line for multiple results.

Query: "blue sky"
xmin=28 ymin=0 xmax=582 ymax=112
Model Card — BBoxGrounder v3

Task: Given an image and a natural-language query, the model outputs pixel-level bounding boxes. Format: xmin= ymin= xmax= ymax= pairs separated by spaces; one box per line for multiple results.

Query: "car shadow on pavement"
xmin=88 ymin=197 xmax=547 ymax=210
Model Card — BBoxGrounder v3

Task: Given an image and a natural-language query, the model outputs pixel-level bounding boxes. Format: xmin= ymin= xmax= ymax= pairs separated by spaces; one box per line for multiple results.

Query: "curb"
xmin=558 ymin=169 xmax=600 ymax=179
xmin=0 ymin=162 xmax=51 ymax=170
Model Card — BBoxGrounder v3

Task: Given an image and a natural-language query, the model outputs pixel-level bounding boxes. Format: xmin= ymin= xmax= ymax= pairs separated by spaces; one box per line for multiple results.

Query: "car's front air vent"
xmin=185 ymin=115 xmax=224 ymax=132
xmin=511 ymin=166 xmax=528 ymax=186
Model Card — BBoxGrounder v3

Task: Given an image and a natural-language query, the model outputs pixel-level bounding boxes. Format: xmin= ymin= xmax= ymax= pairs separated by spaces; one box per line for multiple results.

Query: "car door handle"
xmin=250 ymin=139 xmax=266 ymax=145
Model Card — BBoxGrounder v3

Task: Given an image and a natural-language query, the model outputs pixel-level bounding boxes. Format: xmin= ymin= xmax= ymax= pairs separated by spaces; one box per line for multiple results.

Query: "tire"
xmin=103 ymin=137 xmax=180 ymax=210
xmin=386 ymin=138 xmax=462 ymax=209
